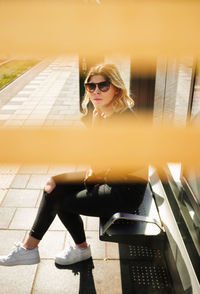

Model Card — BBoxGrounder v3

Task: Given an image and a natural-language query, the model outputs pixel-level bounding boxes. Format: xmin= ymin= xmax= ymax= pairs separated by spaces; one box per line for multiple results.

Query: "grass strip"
xmin=0 ymin=60 xmax=38 ymax=90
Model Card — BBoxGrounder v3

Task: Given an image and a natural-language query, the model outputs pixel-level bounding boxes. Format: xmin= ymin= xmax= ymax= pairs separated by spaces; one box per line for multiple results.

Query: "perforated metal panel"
xmin=130 ymin=264 xmax=169 ymax=290
xmin=119 ymin=243 xmax=177 ymax=294
xmin=129 ymin=245 xmax=162 ymax=259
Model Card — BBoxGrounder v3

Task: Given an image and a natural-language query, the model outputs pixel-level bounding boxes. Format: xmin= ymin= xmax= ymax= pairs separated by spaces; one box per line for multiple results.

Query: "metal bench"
xmin=99 ymin=183 xmax=165 ymax=244
xmin=99 ymin=184 xmax=185 ymax=293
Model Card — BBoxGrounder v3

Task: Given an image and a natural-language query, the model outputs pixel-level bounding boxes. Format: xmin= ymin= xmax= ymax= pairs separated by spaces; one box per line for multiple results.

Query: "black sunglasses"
xmin=84 ymin=81 xmax=110 ymax=93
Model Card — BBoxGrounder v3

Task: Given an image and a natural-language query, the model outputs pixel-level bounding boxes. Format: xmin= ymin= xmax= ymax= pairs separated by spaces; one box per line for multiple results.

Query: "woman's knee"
xmin=44 ymin=177 xmax=56 ymax=194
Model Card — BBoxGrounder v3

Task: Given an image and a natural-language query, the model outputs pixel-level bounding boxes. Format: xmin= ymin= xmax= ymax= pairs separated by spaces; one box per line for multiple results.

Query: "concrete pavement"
xmin=0 ymin=56 xmax=121 ymax=294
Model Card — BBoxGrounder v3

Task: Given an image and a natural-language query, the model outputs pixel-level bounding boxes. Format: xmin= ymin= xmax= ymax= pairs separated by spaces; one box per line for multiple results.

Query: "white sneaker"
xmin=55 ymin=245 xmax=91 ymax=266
xmin=0 ymin=242 xmax=40 ymax=266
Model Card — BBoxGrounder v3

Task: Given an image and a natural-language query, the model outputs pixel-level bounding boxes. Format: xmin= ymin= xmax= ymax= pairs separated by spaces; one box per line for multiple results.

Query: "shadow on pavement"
xmin=55 ymin=257 xmax=97 ymax=294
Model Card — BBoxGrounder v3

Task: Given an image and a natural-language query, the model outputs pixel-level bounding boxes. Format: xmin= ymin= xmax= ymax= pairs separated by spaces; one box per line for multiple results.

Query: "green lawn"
xmin=0 ymin=60 xmax=38 ymax=90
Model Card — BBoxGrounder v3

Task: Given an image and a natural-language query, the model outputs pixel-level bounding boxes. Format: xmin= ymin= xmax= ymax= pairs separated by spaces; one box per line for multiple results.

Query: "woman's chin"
xmin=93 ymin=101 xmax=103 ymax=107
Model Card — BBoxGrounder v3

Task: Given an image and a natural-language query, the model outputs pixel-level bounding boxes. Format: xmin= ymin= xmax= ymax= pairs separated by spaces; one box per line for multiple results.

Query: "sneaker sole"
xmin=55 ymin=254 xmax=91 ymax=266
xmin=0 ymin=258 xmax=40 ymax=266
xmin=55 ymin=257 xmax=93 ymax=269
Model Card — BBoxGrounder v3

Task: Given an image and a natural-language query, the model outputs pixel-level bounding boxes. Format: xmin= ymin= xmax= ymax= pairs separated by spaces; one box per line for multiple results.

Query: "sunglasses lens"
xmin=98 ymin=81 xmax=110 ymax=92
xmin=85 ymin=83 xmax=96 ymax=92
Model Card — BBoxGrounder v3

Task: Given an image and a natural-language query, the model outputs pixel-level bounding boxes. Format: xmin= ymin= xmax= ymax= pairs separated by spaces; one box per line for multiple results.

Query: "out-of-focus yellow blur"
xmin=1 ymin=1 xmax=200 ymax=178
xmin=0 ymin=118 xmax=200 ymax=172
xmin=0 ymin=1 xmax=200 ymax=60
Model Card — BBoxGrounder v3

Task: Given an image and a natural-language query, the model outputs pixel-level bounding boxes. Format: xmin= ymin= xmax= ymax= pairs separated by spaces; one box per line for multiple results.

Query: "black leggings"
xmin=30 ymin=176 xmax=147 ymax=244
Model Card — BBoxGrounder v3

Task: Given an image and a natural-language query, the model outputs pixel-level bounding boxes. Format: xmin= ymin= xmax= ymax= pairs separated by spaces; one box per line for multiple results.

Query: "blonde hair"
xmin=82 ymin=63 xmax=135 ymax=115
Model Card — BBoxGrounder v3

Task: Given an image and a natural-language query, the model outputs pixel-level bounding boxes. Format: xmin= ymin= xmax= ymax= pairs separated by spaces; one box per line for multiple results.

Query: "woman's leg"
xmin=23 ymin=171 xmax=86 ymax=249
xmin=0 ymin=172 xmax=88 ymax=266
xmin=57 ymin=210 xmax=86 ymax=245
xmin=25 ymin=177 xmax=147 ymax=249
xmin=56 ymin=182 xmax=147 ymax=245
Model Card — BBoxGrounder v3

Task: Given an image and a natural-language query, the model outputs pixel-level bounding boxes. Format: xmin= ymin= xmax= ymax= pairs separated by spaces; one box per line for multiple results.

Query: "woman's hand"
xmin=84 ymin=169 xmax=97 ymax=190
xmin=84 ymin=168 xmax=107 ymax=182
xmin=84 ymin=168 xmax=110 ymax=190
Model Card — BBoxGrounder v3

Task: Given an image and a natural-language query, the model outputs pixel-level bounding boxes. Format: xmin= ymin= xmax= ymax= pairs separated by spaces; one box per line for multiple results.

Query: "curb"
xmin=0 ymin=57 xmax=55 ymax=107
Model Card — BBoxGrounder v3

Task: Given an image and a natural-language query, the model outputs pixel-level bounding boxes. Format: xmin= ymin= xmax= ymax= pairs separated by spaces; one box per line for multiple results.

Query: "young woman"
xmin=0 ymin=63 xmax=148 ymax=266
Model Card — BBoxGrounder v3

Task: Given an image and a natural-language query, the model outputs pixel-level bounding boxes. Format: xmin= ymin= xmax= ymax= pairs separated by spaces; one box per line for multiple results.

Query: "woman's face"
xmin=87 ymin=75 xmax=119 ymax=111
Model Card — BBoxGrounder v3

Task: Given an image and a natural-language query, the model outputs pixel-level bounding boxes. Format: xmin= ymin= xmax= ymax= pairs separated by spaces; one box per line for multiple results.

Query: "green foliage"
xmin=0 ymin=60 xmax=38 ymax=90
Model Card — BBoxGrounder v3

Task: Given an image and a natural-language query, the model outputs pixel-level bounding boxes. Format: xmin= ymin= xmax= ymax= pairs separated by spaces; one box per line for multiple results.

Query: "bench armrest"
xmin=102 ymin=212 xmax=163 ymax=235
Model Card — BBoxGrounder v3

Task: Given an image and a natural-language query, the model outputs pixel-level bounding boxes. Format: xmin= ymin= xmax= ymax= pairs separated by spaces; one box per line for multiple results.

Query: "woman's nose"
xmin=94 ymin=85 xmax=101 ymax=94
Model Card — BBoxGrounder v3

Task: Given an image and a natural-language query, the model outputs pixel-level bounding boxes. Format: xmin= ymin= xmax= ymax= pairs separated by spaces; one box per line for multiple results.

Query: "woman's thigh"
xmin=44 ymin=171 xmax=86 ymax=206
xmin=61 ymin=182 xmax=147 ymax=217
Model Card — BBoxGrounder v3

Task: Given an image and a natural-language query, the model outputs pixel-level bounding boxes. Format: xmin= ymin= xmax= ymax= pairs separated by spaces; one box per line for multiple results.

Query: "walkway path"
xmin=0 ymin=56 xmax=121 ymax=294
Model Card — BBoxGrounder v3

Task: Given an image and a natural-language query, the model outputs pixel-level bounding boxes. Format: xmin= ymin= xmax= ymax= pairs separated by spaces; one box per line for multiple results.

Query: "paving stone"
xmin=36 ymin=231 xmax=66 ymax=259
xmin=28 ymin=114 xmax=48 ymax=120
xmin=0 ymin=207 xmax=16 ymax=228
xmin=0 ymin=114 xmax=11 ymax=120
xmin=8 ymin=101 xmax=24 ymax=105
xmin=11 ymin=114 xmax=29 ymax=119
xmin=0 ymin=263 xmax=37 ymax=294
xmin=49 ymin=109 xmax=62 ymax=115
xmin=54 ymin=120 xmax=74 ymax=126
xmin=0 ymin=230 xmax=26 ymax=254
xmin=0 ymin=109 xmax=16 ymax=114
xmin=93 ymin=260 xmax=122 ymax=294
xmin=73 ymin=121 xmax=85 ymax=128
xmin=47 ymin=214 xmax=86 ymax=232
xmin=48 ymin=215 xmax=67 ymax=231
xmin=31 ymin=109 xmax=50 ymax=114
xmin=34 ymin=256 xmax=117 ymax=294
xmin=15 ymin=109 xmax=32 ymax=114
xmin=17 ymin=91 xmax=32 ymax=96
xmin=2 ymin=104 xmax=22 ymax=110
xmin=51 ymin=106 xmax=66 ymax=111
xmin=85 ymin=231 xmax=106 ymax=260
xmin=0 ymin=189 xmax=7 ymax=204
xmin=46 ymin=115 xmax=66 ymax=120
xmin=86 ymin=216 xmax=99 ymax=231
xmin=23 ymin=119 xmax=45 ymax=126
xmin=23 ymin=85 xmax=38 ymax=90
xmin=2 ymin=189 xmax=40 ymax=207
xmin=0 ymin=164 xmax=20 ymax=174
xmin=107 ymin=242 xmax=120 ymax=260
xmin=32 ymin=260 xmax=79 ymax=294
xmin=35 ymin=190 xmax=44 ymax=208
xmin=27 ymin=175 xmax=50 ymax=189
xmin=20 ymin=104 xmax=36 ymax=109
xmin=19 ymin=165 xmax=49 ymax=174
xmin=47 ymin=164 xmax=76 ymax=175
xmin=9 ymin=208 xmax=38 ymax=229
xmin=11 ymin=175 xmax=30 ymax=188
xmin=10 ymin=97 xmax=28 ymax=102
xmin=43 ymin=120 xmax=55 ymax=126
xmin=0 ymin=175 xmax=15 ymax=189
xmin=4 ymin=120 xmax=25 ymax=126
xmin=29 ymin=81 xmax=41 ymax=85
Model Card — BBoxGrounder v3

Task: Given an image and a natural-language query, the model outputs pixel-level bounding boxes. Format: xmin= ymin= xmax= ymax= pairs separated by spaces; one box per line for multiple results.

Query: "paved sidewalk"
xmin=0 ymin=56 xmax=121 ymax=294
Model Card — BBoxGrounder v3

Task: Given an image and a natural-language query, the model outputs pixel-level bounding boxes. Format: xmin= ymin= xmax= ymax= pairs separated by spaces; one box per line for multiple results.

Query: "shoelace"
xmin=7 ymin=242 xmax=22 ymax=257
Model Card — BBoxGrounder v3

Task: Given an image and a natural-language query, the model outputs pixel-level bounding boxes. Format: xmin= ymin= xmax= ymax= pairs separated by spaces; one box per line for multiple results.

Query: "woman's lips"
xmin=93 ymin=98 xmax=102 ymax=101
